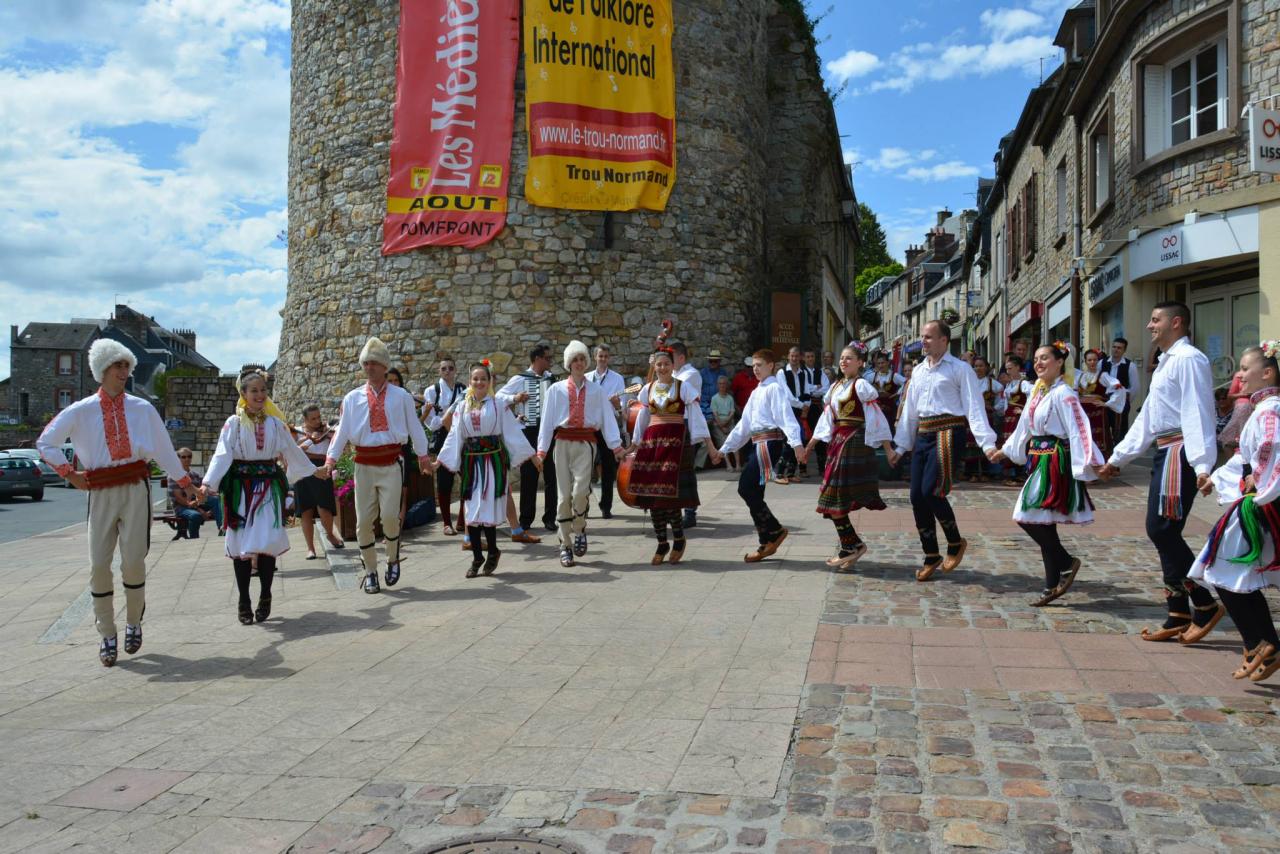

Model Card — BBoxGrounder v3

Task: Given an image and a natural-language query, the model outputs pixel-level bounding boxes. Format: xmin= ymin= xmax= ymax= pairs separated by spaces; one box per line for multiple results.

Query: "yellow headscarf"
xmin=235 ymin=369 xmax=287 ymax=430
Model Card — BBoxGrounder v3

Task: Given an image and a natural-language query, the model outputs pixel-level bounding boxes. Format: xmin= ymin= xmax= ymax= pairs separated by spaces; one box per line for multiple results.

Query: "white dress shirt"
xmin=297 ymin=429 xmax=333 ymax=459
xmin=586 ymin=367 xmax=627 ymax=401
xmin=804 ymin=365 xmax=831 ymax=403
xmin=1109 ymin=336 xmax=1216 ymax=475
xmin=719 ymin=376 xmax=804 ymax=453
xmin=674 ymin=363 xmax=702 ymax=398
xmin=1100 ymin=355 xmax=1141 ymax=401
xmin=893 ymin=353 xmax=997 ymax=454
xmin=37 ymin=390 xmax=190 ymax=484
xmin=422 ymin=379 xmax=466 ymax=433
xmin=327 ymin=382 xmax=430 ymax=464
xmin=537 ymin=377 xmax=622 ymax=454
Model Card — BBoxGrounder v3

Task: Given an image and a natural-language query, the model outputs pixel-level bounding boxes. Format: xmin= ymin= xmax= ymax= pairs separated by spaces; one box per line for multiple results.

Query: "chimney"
xmin=905 ymin=244 xmax=926 ymax=267
xmin=10 ymin=325 xmax=17 ymax=344
xmin=936 ymin=208 xmax=952 ymax=227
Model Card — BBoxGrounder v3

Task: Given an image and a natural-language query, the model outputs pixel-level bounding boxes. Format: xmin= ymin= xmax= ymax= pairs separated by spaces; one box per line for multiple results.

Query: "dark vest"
xmin=1101 ymin=358 xmax=1131 ymax=389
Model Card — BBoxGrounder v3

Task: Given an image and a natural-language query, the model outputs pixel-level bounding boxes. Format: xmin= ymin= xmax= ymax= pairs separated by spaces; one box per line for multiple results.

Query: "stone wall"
xmin=164 ymin=374 xmax=280 ymax=467
xmin=8 ymin=346 xmax=95 ymax=427
xmin=276 ymin=0 xmax=849 ymax=410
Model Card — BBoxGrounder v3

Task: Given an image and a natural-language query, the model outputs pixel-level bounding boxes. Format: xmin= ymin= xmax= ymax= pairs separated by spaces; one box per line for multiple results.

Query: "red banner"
xmin=382 ymin=0 xmax=520 ymax=254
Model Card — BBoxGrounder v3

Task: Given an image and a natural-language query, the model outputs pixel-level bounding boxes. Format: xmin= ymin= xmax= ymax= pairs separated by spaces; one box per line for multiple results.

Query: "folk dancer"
xmin=776 ymin=346 xmax=811 ymax=482
xmin=295 ymin=404 xmax=343 ymax=559
xmin=324 ymin=337 xmax=431 ymax=594
xmin=715 ymin=349 xmax=807 ymax=562
xmin=806 ymin=342 xmax=891 ymax=570
xmin=437 ymin=362 xmax=537 ymax=577
xmin=423 ymin=357 xmax=467 ymax=536
xmin=202 ymin=368 xmax=326 ymax=624
xmin=1099 ymin=337 xmax=1140 ymax=445
xmin=670 ymin=340 xmax=703 ymax=528
xmin=628 ymin=347 xmax=714 ymax=564
xmin=37 ymin=339 xmax=195 ymax=667
xmin=1099 ymin=302 xmax=1222 ymax=642
xmin=499 ymin=345 xmax=557 ymax=534
xmin=1075 ymin=348 xmax=1127 ymax=458
xmin=1001 ymin=356 xmax=1035 ymax=485
xmin=538 ymin=342 xmax=625 ymax=567
xmin=894 ymin=320 xmax=997 ymax=581
xmin=1188 ymin=343 xmax=1280 ymax=681
xmin=990 ymin=343 xmax=1102 ymax=606
xmin=803 ymin=348 xmax=832 ymax=471
xmin=869 ymin=351 xmax=906 ymax=427
xmin=587 ymin=344 xmax=627 ymax=519
xmin=964 ymin=356 xmax=1003 ymax=482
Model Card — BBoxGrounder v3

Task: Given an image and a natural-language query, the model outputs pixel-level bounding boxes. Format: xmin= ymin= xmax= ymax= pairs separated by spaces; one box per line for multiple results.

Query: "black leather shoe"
xmin=601 ymin=509 xmax=613 ymax=519
xmin=238 ymin=601 xmax=254 ymax=625
xmin=254 ymin=595 xmax=272 ymax=623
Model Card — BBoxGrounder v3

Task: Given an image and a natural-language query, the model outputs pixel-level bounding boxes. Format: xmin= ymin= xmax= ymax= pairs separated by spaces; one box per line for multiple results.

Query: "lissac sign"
xmin=1249 ymin=104 xmax=1280 ymax=175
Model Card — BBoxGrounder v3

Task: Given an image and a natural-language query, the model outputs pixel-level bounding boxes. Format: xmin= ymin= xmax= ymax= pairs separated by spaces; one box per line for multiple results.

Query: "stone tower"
xmin=278 ymin=0 xmax=851 ymax=409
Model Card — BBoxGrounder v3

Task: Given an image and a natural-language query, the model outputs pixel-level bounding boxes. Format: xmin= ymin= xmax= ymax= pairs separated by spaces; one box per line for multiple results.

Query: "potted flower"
xmin=331 ymin=450 xmax=358 ymax=541
xmin=941 ymin=307 xmax=961 ymax=325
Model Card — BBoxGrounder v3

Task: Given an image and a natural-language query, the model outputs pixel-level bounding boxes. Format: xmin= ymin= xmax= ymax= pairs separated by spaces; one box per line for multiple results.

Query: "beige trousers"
xmin=88 ymin=480 xmax=150 ymax=638
xmin=554 ymin=439 xmax=595 ymax=549
xmin=355 ymin=460 xmax=403 ymax=573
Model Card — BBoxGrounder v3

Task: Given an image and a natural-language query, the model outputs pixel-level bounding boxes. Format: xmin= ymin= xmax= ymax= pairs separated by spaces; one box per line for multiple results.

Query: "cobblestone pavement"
xmin=1 ymin=467 xmax=1277 ymax=852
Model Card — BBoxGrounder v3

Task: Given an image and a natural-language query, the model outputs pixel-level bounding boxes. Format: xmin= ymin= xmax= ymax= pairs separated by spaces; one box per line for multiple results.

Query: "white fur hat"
xmin=359 ymin=336 xmax=392 ymax=368
xmin=89 ymin=338 xmax=137 ymax=383
xmin=563 ymin=339 xmax=590 ymax=371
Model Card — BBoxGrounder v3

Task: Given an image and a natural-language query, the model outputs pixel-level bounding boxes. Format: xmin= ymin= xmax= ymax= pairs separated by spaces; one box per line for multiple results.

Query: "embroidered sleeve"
xmin=1253 ymin=410 xmax=1280 ymax=506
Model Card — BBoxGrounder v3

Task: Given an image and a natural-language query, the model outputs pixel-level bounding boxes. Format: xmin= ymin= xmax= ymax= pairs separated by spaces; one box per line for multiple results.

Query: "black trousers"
xmin=806 ymin=402 xmax=826 ymax=470
xmin=596 ymin=431 xmax=617 ymax=513
xmin=776 ymin=411 xmax=804 ymax=476
xmin=738 ymin=439 xmax=786 ymax=544
xmin=1147 ymin=445 xmax=1200 ymax=593
xmin=909 ymin=427 xmax=964 ymax=556
xmin=518 ymin=425 xmax=556 ymax=530
xmin=1105 ymin=403 xmax=1131 ymax=447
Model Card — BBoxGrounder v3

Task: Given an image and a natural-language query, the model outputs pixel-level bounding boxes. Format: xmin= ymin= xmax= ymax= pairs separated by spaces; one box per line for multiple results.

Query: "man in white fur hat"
xmin=325 ymin=337 xmax=431 ymax=593
xmin=37 ymin=338 xmax=195 ymax=667
xmin=537 ymin=341 xmax=625 ymax=567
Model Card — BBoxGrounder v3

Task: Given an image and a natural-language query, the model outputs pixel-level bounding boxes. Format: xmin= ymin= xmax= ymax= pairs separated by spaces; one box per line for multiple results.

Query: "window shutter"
xmin=1143 ymin=63 xmax=1165 ymax=157
xmin=1028 ymin=177 xmax=1037 ymax=253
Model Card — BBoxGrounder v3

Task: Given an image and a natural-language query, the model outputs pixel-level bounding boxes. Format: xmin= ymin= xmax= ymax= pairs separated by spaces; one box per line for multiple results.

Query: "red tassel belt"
xmin=354 ymin=444 xmax=403 ymax=466
xmin=84 ymin=459 xmax=150 ymax=490
xmin=919 ymin=415 xmax=966 ymax=433
xmin=555 ymin=427 xmax=599 ymax=442
xmin=1156 ymin=432 xmax=1183 ymax=447
xmin=650 ymin=414 xmax=684 ymax=425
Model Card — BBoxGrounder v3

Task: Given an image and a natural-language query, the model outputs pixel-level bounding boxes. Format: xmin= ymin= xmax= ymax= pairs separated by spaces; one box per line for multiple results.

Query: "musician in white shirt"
xmin=323 ymin=337 xmax=431 ymax=594
xmin=893 ymin=320 xmax=996 ymax=581
xmin=37 ymin=339 xmax=193 ymax=667
xmin=498 ymin=344 xmax=557 ymax=535
xmin=670 ymin=340 xmax=703 ymax=528
xmin=587 ymin=344 xmax=627 ymax=518
xmin=538 ymin=341 xmax=625 ymax=566
xmin=1099 ymin=301 xmax=1222 ymax=643
xmin=422 ymin=358 xmax=467 ymax=535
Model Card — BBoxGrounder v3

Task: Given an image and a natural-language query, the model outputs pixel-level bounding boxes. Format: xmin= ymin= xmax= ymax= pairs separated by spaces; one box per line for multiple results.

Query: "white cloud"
xmin=825 ymin=49 xmax=880 ymax=84
xmin=902 ymin=160 xmax=982 ymax=182
xmin=979 ymin=8 xmax=1044 ymax=40
xmin=0 ymin=0 xmax=290 ymax=375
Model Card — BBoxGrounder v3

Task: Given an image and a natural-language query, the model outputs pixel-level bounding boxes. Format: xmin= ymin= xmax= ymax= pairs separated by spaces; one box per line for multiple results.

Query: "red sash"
xmin=554 ymin=427 xmax=599 ymax=443
xmin=354 ymin=444 xmax=402 ymax=466
xmin=84 ymin=459 xmax=150 ymax=490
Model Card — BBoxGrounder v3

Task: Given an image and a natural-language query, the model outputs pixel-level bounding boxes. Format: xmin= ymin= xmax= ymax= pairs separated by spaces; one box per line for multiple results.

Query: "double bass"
xmin=617 ymin=319 xmax=675 ymax=508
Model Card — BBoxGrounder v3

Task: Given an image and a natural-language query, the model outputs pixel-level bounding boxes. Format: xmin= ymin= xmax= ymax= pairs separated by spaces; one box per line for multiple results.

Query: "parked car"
xmin=3 ymin=448 xmax=65 ymax=485
xmin=0 ymin=457 xmax=44 ymax=500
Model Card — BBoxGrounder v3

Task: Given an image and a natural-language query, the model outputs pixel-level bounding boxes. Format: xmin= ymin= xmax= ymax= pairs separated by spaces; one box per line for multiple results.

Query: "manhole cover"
xmin=423 ymin=836 xmax=584 ymax=854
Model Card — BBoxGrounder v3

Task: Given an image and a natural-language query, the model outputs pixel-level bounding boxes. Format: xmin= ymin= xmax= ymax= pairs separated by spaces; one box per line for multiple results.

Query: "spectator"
xmin=709 ymin=375 xmax=739 ymax=470
xmin=171 ymin=448 xmax=223 ymax=540
xmin=731 ymin=355 xmax=759 ymax=412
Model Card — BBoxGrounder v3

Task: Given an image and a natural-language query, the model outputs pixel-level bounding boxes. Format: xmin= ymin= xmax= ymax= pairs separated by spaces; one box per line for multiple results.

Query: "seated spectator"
xmin=172 ymin=448 xmax=223 ymax=540
xmin=709 ymin=375 xmax=739 ymax=470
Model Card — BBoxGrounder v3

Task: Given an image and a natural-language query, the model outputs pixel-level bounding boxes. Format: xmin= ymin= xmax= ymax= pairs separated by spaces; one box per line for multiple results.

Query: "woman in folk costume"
xmin=869 ymin=351 xmax=906 ymax=428
xmin=989 ymin=342 xmax=1102 ymax=606
xmin=964 ymin=356 xmax=1004 ymax=482
xmin=804 ymin=342 xmax=892 ymax=570
xmin=201 ymin=368 xmax=327 ymax=624
xmin=628 ymin=347 xmax=714 ymax=564
xmin=436 ymin=361 xmax=537 ymax=578
xmin=37 ymin=339 xmax=195 ymax=666
xmin=1001 ymin=355 xmax=1036 ymax=485
xmin=1075 ymin=348 xmax=1126 ymax=458
xmin=1188 ymin=343 xmax=1280 ymax=682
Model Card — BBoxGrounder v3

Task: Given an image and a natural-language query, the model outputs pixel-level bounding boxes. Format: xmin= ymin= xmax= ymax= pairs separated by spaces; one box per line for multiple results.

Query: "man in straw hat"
xmin=37 ymin=338 xmax=195 ymax=666
xmin=325 ymin=337 xmax=431 ymax=594
xmin=538 ymin=341 xmax=625 ymax=567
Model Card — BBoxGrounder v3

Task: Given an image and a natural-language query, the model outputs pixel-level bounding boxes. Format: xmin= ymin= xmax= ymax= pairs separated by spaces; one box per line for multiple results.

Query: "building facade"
xmin=277 ymin=0 xmax=858 ymax=411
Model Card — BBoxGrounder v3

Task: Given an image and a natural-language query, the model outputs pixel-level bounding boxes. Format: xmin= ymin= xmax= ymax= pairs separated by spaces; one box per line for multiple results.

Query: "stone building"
xmin=966 ymin=0 xmax=1278 ymax=395
xmin=276 ymin=0 xmax=858 ymax=411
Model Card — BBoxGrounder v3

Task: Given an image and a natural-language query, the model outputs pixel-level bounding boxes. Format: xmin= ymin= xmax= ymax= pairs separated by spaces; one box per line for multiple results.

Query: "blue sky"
xmin=0 ymin=0 xmax=1071 ymax=380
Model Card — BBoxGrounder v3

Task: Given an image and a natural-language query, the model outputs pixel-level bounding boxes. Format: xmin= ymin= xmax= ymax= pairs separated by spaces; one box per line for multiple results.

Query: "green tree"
xmin=854 ymin=261 xmax=904 ymax=298
xmin=854 ymin=203 xmax=893 ymax=273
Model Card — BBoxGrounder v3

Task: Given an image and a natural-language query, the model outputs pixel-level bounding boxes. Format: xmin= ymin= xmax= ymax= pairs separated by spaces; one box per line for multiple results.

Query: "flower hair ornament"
xmin=845 ymin=340 xmax=869 ymax=356
xmin=1262 ymin=339 xmax=1280 ymax=359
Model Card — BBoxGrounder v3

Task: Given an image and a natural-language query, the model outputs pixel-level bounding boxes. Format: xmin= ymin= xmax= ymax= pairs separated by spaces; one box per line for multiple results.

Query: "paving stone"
xmin=736 ymin=827 xmax=768 ymax=848
xmin=941 ymin=820 xmax=1005 ymax=849
xmin=606 ymin=833 xmax=656 ymax=854
xmin=670 ymin=824 xmax=729 ymax=852
xmin=500 ymin=789 xmax=572 ymax=821
xmin=567 ymin=807 xmax=618 ymax=829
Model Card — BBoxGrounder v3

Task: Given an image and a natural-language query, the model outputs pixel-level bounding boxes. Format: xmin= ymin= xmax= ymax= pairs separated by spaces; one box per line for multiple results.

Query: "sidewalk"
xmin=0 ymin=468 xmax=1275 ymax=853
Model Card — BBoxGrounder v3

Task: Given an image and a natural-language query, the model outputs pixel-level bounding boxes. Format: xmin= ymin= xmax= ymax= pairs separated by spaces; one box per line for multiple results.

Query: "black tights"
xmin=651 ymin=509 xmax=685 ymax=547
xmin=1218 ymin=588 xmax=1280 ymax=650
xmin=1018 ymin=523 xmax=1070 ymax=589
xmin=233 ymin=556 xmax=276 ymax=604
xmin=470 ymin=525 xmax=499 ymax=561
xmin=831 ymin=515 xmax=863 ymax=556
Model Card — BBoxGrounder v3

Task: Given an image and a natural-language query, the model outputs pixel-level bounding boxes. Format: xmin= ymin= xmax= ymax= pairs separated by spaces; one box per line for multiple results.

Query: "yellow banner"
xmin=523 ymin=0 xmax=675 ymax=211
